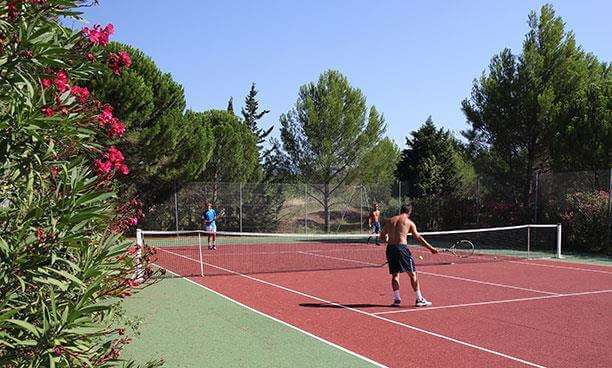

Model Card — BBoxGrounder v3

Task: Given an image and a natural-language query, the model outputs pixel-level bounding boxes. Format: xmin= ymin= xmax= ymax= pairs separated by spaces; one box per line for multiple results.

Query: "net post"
xmin=133 ymin=229 xmax=144 ymax=283
xmin=198 ymin=231 xmax=204 ymax=276
xmin=526 ymin=225 xmax=531 ymax=259
xmin=556 ymin=224 xmax=563 ymax=259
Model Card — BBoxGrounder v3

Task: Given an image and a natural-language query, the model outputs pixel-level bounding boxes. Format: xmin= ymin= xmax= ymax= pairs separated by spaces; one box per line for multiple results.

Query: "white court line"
xmin=418 ymin=271 xmax=559 ymax=295
xmin=298 ymin=250 xmax=558 ymax=296
xmin=509 ymin=261 xmax=612 ymax=275
xmin=373 ymin=289 xmax=612 ymax=315
xmin=297 ymin=250 xmax=386 ymax=266
xmin=158 ymin=248 xmax=548 ymax=368
xmin=198 ymin=246 xmax=378 ymax=258
xmin=154 ymin=265 xmax=387 ymax=368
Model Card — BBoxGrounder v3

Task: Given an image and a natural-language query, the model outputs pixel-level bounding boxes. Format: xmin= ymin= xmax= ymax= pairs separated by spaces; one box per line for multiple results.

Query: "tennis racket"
xmin=217 ymin=208 xmax=226 ymax=219
xmin=441 ymin=240 xmax=475 ymax=258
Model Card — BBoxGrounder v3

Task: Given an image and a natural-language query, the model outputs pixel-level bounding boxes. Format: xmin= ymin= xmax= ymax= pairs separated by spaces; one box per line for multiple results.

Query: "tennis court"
xmin=140 ymin=227 xmax=612 ymax=367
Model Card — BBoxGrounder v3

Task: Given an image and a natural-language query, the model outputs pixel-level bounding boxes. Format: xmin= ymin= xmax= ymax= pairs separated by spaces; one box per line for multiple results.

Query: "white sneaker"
xmin=415 ymin=298 xmax=432 ymax=307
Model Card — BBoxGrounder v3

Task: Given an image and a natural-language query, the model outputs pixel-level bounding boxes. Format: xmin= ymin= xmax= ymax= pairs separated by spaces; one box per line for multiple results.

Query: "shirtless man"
xmin=379 ymin=203 xmax=438 ymax=307
xmin=368 ymin=203 xmax=381 ymax=245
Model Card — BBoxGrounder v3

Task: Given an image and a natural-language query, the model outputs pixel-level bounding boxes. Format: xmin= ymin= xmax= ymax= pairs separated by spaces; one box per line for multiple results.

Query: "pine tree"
xmin=280 ymin=70 xmax=385 ymax=232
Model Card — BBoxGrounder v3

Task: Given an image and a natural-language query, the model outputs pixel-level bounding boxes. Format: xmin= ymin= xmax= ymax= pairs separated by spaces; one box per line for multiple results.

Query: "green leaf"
xmin=46 ymin=268 xmax=84 ymax=287
xmin=0 ymin=237 xmax=9 ymax=255
xmin=0 ymin=309 xmax=18 ymax=324
xmin=32 ymin=276 xmax=68 ymax=291
xmin=7 ymin=319 xmax=40 ymax=338
xmin=76 ymin=191 xmax=116 ymax=207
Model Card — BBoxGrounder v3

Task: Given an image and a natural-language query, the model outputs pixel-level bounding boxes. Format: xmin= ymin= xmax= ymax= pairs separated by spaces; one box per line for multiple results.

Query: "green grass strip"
xmin=121 ymin=276 xmax=377 ymax=367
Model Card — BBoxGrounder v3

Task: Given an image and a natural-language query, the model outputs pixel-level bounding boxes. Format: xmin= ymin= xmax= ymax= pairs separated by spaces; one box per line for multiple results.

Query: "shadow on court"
xmin=299 ymin=302 xmax=404 ymax=309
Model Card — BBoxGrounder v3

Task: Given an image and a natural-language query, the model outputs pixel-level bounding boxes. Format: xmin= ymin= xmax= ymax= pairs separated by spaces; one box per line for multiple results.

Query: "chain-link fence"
xmin=141 ymin=181 xmax=402 ymax=234
xmin=538 ymin=169 xmax=611 ymax=254
xmin=140 ymin=168 xmax=611 ymax=253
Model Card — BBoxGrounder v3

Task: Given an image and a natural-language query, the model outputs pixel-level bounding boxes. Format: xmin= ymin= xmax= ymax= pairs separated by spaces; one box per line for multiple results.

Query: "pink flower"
xmin=94 ymin=159 xmax=112 ymax=174
xmin=82 ymin=23 xmax=114 ymax=46
xmin=119 ymin=51 xmax=132 ymax=68
xmin=52 ymin=346 xmax=64 ymax=357
xmin=36 ymin=228 xmax=46 ymax=243
xmin=128 ymin=217 xmax=138 ymax=226
xmin=50 ymin=166 xmax=58 ymax=180
xmin=107 ymin=119 xmax=126 ymax=138
xmin=41 ymin=79 xmax=52 ymax=89
xmin=107 ymin=146 xmax=125 ymax=165
xmin=7 ymin=2 xmax=18 ymax=21
xmin=71 ymin=86 xmax=90 ymax=103
xmin=97 ymin=104 xmax=114 ymax=127
xmin=103 ymin=23 xmax=115 ymax=38
xmin=107 ymin=51 xmax=132 ymax=75
xmin=86 ymin=52 xmax=96 ymax=62
xmin=118 ymin=164 xmax=129 ymax=175
xmin=42 ymin=106 xmax=54 ymax=117
xmin=54 ymin=71 xmax=69 ymax=93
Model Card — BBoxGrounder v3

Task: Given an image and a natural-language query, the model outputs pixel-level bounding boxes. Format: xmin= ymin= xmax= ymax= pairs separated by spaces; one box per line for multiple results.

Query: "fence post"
xmin=608 ymin=167 xmax=611 ymax=249
xmin=173 ymin=182 xmax=179 ymax=232
xmin=398 ymin=180 xmax=402 ymax=215
xmin=556 ymin=224 xmax=563 ymax=259
xmin=533 ymin=170 xmax=540 ymax=223
xmin=476 ymin=176 xmax=481 ymax=226
xmin=360 ymin=185 xmax=364 ymax=233
xmin=239 ymin=183 xmax=243 ymax=233
xmin=304 ymin=183 xmax=308 ymax=234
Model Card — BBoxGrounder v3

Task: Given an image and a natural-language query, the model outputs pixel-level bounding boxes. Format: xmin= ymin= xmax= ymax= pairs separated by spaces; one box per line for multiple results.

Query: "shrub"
xmin=557 ymin=190 xmax=610 ymax=254
xmin=0 ymin=1 xmax=159 ymax=366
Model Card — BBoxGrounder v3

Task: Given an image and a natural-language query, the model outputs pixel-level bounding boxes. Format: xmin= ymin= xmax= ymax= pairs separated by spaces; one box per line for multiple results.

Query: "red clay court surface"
xmin=155 ymin=248 xmax=612 ymax=367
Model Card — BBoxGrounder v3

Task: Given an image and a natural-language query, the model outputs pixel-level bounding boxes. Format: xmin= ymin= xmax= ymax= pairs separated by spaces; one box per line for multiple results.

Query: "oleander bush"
xmin=556 ymin=190 xmax=610 ymax=254
xmin=0 ymin=1 xmax=160 ymax=366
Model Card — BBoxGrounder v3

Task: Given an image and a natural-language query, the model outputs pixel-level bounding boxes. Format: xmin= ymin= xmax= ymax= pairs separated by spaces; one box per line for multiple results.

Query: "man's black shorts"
xmin=386 ymin=244 xmax=416 ymax=274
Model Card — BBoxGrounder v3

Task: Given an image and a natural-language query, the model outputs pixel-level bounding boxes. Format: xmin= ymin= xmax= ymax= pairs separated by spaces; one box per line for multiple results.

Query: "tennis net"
xmin=137 ymin=224 xmax=561 ymax=277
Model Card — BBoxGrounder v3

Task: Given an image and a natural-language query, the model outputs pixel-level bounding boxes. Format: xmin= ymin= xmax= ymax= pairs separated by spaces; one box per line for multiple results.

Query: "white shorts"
xmin=204 ymin=223 xmax=216 ymax=232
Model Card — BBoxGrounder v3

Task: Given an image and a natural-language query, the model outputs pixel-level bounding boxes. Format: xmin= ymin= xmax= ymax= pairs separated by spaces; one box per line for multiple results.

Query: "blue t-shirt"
xmin=202 ymin=209 xmax=216 ymax=225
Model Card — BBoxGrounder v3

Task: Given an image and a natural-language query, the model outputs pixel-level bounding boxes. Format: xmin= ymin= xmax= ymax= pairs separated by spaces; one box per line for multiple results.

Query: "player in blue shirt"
xmin=202 ymin=202 xmax=217 ymax=250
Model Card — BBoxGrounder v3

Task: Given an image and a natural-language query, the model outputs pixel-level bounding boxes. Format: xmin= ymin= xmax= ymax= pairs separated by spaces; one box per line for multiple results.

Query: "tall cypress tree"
xmin=396 ymin=116 xmax=467 ymax=197
xmin=241 ymin=83 xmax=273 ymax=152
xmin=226 ymin=96 xmax=234 ymax=114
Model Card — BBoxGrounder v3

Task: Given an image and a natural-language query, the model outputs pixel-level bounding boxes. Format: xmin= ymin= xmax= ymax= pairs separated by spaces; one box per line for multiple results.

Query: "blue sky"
xmin=74 ymin=0 xmax=611 ymax=148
